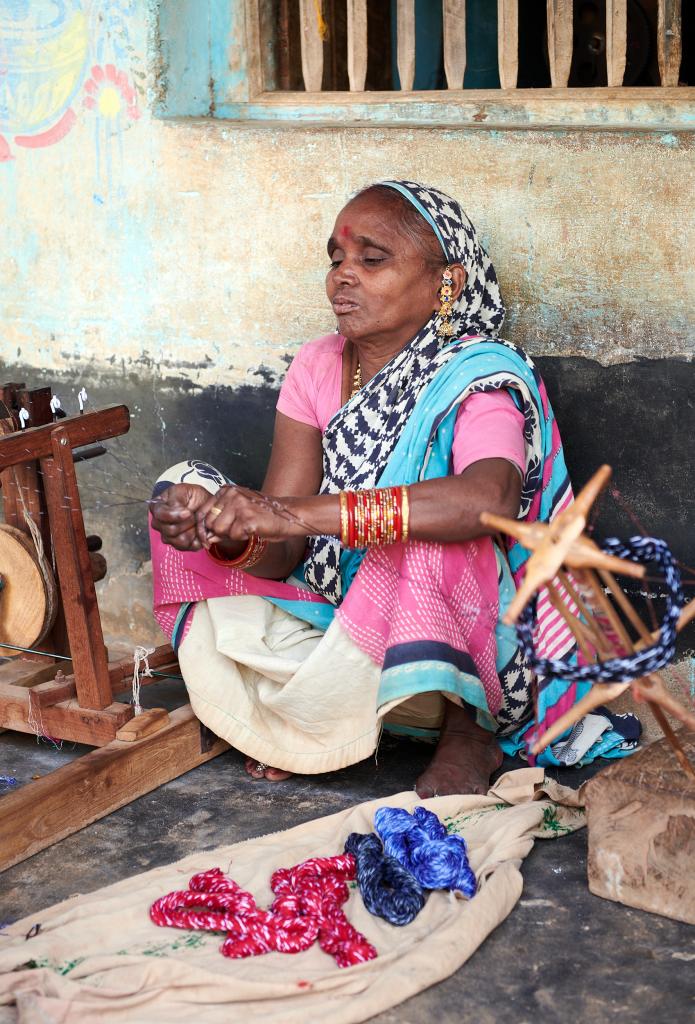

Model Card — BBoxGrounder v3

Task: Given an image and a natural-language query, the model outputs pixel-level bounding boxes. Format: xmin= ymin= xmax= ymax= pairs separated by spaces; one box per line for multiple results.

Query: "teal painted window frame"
xmin=154 ymin=0 xmax=695 ymax=133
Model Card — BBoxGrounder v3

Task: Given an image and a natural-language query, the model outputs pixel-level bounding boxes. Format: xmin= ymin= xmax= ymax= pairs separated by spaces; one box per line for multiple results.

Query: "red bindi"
xmin=339 ymin=225 xmax=352 ymax=238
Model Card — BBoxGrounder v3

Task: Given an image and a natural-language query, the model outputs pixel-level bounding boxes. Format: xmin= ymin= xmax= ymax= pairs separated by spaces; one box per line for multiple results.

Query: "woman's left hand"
xmin=195 ymin=485 xmax=305 ymax=548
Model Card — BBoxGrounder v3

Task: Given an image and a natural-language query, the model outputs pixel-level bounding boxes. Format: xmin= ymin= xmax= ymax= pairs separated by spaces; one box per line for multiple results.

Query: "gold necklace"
xmin=351 ymin=362 xmax=362 ymax=398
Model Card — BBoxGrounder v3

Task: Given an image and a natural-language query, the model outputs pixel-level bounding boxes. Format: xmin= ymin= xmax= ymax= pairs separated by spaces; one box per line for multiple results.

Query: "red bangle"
xmin=346 ymin=490 xmax=358 ymax=548
xmin=208 ymin=535 xmax=267 ymax=569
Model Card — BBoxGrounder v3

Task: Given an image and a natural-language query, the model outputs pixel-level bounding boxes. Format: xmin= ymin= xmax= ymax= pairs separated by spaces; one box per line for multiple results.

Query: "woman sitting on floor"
xmin=149 ymin=180 xmax=637 ymax=796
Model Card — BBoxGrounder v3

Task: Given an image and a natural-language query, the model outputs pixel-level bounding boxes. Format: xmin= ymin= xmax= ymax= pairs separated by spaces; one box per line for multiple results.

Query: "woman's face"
xmin=325 ymin=192 xmax=444 ymax=351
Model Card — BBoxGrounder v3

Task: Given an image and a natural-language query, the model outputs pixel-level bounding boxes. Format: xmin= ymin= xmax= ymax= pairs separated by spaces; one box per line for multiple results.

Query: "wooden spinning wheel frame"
xmin=0 ymin=392 xmax=228 ymax=874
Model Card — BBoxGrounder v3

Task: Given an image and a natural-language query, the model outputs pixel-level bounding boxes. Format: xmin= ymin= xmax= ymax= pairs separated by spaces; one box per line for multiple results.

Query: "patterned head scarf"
xmin=380 ymin=180 xmax=505 ymax=337
xmin=303 ymin=181 xmax=506 ymax=604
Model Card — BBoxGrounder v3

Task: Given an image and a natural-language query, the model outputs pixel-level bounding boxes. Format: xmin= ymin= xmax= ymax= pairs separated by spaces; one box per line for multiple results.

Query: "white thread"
xmin=12 ymin=469 xmax=57 ymax=631
xmin=18 ymin=408 xmax=30 ymax=429
xmin=27 ymin=688 xmax=45 ymax=743
xmin=77 ymin=387 xmax=88 ymax=413
xmin=131 ymin=645 xmax=155 ymax=716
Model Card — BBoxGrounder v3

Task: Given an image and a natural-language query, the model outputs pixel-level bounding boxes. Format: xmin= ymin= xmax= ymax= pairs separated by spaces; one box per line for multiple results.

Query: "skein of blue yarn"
xmin=344 ymin=832 xmax=426 ymax=926
xmin=374 ymin=806 xmax=477 ymax=899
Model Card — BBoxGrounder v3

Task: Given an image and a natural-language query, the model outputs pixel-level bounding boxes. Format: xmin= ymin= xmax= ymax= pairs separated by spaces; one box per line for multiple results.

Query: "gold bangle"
xmin=386 ymin=491 xmax=397 ymax=548
xmin=401 ymin=485 xmax=410 ymax=543
xmin=371 ymin=490 xmax=381 ymax=546
xmin=339 ymin=491 xmax=349 ymax=547
xmin=243 ymin=535 xmax=268 ymax=568
xmin=355 ymin=496 xmax=366 ymax=548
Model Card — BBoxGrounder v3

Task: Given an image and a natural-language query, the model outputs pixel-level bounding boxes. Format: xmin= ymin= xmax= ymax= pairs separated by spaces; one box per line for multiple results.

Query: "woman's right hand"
xmin=150 ymin=484 xmax=212 ymax=551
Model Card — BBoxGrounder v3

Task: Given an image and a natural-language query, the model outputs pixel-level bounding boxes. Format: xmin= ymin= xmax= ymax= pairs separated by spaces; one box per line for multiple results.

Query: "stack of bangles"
xmin=340 ymin=486 xmax=410 ymax=548
xmin=208 ymin=484 xmax=410 ymax=567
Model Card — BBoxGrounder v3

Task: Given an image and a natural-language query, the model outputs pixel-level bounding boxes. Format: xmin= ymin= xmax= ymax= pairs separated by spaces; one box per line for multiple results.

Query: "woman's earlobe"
xmin=453 ymin=265 xmax=467 ymax=300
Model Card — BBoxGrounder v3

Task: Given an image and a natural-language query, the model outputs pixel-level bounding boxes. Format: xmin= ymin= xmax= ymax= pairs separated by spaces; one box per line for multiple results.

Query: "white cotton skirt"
xmin=178 ymin=595 xmax=381 ymax=774
xmin=178 ymin=595 xmax=447 ymax=774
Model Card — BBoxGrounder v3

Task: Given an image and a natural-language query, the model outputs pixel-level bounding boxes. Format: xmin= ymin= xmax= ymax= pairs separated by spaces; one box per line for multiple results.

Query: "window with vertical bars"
xmin=154 ymin=1 xmax=694 ymax=126
xmin=272 ymin=0 xmax=692 ymax=93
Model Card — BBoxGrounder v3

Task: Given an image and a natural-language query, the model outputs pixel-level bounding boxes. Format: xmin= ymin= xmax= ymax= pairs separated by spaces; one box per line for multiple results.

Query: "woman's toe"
xmin=244 ymin=757 xmax=266 ymax=779
xmin=263 ymin=767 xmax=292 ymax=782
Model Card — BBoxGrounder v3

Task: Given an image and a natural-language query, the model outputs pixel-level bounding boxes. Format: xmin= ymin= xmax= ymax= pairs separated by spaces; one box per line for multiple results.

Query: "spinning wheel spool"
xmin=0 ymin=523 xmax=58 ymax=657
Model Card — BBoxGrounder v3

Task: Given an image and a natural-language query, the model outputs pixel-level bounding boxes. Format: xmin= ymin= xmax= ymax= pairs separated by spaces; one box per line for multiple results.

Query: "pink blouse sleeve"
xmin=451 ymin=390 xmax=526 ymax=476
xmin=276 ymin=347 xmax=322 ymax=429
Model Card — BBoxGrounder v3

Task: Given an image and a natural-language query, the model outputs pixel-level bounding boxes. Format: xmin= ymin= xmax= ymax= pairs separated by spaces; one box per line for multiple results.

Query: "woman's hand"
xmin=195 ymin=485 xmax=307 ymax=549
xmin=150 ymin=483 xmax=212 ymax=551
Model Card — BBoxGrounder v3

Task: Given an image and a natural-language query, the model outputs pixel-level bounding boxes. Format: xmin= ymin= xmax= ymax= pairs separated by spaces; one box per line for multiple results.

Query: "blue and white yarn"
xmin=374 ymin=806 xmax=477 ymax=899
xmin=516 ymin=536 xmax=683 ymax=685
xmin=344 ymin=832 xmax=425 ymax=926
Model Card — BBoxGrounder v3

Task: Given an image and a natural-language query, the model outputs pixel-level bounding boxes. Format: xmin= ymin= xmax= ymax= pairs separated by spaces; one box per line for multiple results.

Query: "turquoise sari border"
xmin=380 ymin=660 xmax=498 ymax=732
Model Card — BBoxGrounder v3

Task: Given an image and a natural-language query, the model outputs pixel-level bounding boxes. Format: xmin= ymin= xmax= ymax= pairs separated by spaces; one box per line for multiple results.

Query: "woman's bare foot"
xmin=244 ymin=756 xmax=292 ymax=782
xmin=415 ymin=702 xmax=503 ymax=798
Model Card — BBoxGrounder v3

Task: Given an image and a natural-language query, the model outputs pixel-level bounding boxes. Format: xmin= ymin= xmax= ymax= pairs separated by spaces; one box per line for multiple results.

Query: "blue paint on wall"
xmin=157 ymin=0 xmax=213 ymax=116
xmin=156 ymin=0 xmax=246 ymax=117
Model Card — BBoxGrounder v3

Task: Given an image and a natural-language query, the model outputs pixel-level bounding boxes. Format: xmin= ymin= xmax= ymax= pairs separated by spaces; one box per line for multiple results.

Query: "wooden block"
xmin=0 ymin=682 xmax=133 ymax=745
xmin=585 ymin=729 xmax=695 ymax=924
xmin=116 ymin=707 xmax=169 ymax=741
xmin=29 ymin=676 xmax=78 ymax=709
xmin=0 ymin=662 xmax=68 ymax=735
xmin=0 ymin=704 xmax=228 ymax=872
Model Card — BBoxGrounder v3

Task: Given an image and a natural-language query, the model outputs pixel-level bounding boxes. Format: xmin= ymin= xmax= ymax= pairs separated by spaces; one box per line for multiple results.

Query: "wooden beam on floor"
xmin=0 ymin=704 xmax=229 ymax=873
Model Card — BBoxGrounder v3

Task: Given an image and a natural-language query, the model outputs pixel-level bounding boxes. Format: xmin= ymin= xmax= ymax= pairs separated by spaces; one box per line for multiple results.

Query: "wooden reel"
xmin=481 ymin=465 xmax=695 ymax=778
xmin=0 ymin=523 xmax=57 ymax=658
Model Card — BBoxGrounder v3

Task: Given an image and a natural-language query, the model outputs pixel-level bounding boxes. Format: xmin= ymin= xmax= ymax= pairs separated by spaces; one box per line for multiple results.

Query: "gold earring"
xmin=438 ymin=267 xmax=455 ymax=338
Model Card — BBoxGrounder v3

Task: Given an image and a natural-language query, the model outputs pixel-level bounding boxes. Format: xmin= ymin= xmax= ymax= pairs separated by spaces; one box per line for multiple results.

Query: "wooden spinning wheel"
xmin=0 ymin=523 xmax=58 ymax=657
xmin=0 ymin=386 xmax=228 ymax=874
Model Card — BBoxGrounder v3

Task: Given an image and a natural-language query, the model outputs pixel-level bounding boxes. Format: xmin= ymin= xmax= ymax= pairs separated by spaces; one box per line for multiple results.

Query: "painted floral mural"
xmin=83 ymin=62 xmax=140 ymax=122
xmin=0 ymin=0 xmax=141 ymax=162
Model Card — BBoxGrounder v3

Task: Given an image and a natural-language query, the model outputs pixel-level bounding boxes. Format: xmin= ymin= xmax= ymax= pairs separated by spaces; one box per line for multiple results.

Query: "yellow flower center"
xmin=97 ymin=86 xmax=122 ymax=118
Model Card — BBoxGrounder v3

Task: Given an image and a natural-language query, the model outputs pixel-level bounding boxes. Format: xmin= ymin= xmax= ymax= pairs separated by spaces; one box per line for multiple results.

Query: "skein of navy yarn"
xmin=344 ymin=832 xmax=425 ymax=926
xmin=374 ymin=806 xmax=477 ymax=899
xmin=516 ymin=536 xmax=683 ymax=686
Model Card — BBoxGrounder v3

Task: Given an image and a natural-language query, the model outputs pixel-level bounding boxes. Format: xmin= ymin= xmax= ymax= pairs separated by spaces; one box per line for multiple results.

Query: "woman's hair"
xmin=351 ymin=184 xmax=446 ymax=271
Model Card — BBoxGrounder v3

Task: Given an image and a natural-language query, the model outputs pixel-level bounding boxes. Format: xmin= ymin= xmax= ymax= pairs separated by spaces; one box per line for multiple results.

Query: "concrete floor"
xmin=2 ymin=693 xmax=695 ymax=1024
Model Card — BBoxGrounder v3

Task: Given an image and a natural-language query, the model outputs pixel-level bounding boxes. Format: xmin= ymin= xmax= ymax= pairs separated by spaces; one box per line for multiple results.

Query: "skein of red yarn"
xmin=150 ymin=857 xmax=377 ymax=969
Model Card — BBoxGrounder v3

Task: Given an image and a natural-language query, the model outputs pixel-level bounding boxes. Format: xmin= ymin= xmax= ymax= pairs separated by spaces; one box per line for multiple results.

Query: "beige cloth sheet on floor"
xmin=0 ymin=769 xmax=585 ymax=1024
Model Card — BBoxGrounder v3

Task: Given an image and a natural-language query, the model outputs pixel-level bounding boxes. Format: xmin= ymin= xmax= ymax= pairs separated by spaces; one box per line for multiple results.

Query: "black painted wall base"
xmin=3 ymin=355 xmax=693 ymax=644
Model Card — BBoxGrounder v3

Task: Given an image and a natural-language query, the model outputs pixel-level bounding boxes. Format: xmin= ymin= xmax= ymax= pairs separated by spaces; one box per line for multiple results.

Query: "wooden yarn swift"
xmin=0 ymin=394 xmax=228 ymax=873
xmin=480 ymin=465 xmax=695 ymax=778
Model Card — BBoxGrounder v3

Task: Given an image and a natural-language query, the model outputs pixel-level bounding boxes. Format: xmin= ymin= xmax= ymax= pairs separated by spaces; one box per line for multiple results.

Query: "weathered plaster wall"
xmin=1 ymin=2 xmax=694 ymax=651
